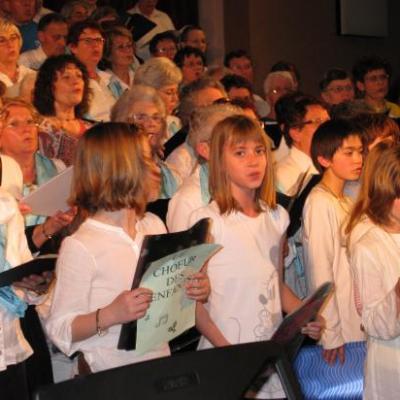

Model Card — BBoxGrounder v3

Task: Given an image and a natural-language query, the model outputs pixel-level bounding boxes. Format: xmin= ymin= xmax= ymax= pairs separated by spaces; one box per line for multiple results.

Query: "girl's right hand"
xmin=103 ymin=288 xmax=153 ymax=326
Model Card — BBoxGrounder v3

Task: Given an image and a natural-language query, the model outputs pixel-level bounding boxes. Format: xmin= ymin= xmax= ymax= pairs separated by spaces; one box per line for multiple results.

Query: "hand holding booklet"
xmin=22 ymin=166 xmax=73 ymax=216
xmin=118 ymin=218 xmax=214 ymax=351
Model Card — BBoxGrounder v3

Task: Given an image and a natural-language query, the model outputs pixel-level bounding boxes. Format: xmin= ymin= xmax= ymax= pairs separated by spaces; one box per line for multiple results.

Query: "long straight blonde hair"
xmin=208 ymin=114 xmax=276 ymax=214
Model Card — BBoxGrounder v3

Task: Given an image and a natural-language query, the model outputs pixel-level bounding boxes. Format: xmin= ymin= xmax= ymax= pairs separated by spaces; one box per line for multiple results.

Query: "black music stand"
xmin=35 ymin=340 xmax=302 ymax=400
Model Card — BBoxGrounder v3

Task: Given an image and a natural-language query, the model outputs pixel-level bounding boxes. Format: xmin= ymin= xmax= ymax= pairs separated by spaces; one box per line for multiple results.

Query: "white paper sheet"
xmin=22 ymin=166 xmax=73 ymax=216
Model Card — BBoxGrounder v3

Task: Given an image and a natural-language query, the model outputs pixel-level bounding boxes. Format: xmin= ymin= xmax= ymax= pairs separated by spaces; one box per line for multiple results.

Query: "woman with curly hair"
xmin=33 ymin=54 xmax=92 ymax=166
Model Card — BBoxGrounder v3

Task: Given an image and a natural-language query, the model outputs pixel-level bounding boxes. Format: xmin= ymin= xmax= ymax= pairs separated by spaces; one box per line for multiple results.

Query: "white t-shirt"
xmin=348 ymin=219 xmax=400 ymax=400
xmin=45 ymin=212 xmax=170 ymax=373
xmin=189 ymin=201 xmax=289 ymax=399
xmin=302 ymin=185 xmax=365 ymax=349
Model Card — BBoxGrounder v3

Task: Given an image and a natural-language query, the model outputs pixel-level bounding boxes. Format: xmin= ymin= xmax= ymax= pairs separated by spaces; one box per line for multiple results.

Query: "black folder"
xmin=117 ymin=218 xmax=211 ymax=350
xmin=0 ymin=255 xmax=57 ymax=288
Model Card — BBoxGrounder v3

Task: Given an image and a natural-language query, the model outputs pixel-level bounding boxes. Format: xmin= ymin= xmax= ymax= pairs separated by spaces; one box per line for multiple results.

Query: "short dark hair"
xmin=149 ymin=30 xmax=177 ymax=55
xmin=38 ymin=13 xmax=67 ymax=32
xmin=319 ymin=68 xmax=351 ymax=92
xmin=67 ymin=20 xmax=103 ymax=45
xmin=352 ymin=55 xmax=391 ymax=83
xmin=174 ymin=46 xmax=206 ymax=68
xmin=224 ymin=49 xmax=251 ymax=68
xmin=311 ymin=119 xmax=361 ymax=174
xmin=275 ymin=92 xmax=326 ymax=147
xmin=270 ymin=60 xmax=300 ymax=84
xmin=33 ymin=54 xmax=90 ymax=118
xmin=220 ymin=73 xmax=253 ymax=94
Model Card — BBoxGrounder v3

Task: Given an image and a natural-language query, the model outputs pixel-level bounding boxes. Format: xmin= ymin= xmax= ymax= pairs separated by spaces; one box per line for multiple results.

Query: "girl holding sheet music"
xmin=46 ymin=122 xmax=210 ymax=373
xmin=189 ymin=115 xmax=322 ymax=399
xmin=346 ymin=143 xmax=400 ymax=400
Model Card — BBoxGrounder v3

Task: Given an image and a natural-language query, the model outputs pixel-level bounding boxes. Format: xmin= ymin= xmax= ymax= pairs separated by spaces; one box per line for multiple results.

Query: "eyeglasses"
xmin=114 ymin=42 xmax=133 ymax=51
xmin=131 ymin=113 xmax=163 ymax=124
xmin=325 ymin=85 xmax=353 ymax=93
xmin=364 ymin=73 xmax=389 ymax=83
xmin=0 ymin=34 xmax=20 ymax=47
xmin=78 ymin=37 xmax=105 ymax=46
xmin=5 ymin=119 xmax=38 ymax=130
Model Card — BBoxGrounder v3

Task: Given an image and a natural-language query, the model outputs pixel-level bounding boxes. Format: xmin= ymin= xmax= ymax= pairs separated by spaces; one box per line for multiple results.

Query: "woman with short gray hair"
xmin=134 ymin=57 xmax=182 ymax=141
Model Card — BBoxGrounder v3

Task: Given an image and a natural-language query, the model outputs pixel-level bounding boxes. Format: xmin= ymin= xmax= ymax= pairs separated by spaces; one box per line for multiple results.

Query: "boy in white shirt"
xmin=302 ymin=119 xmax=366 ymax=364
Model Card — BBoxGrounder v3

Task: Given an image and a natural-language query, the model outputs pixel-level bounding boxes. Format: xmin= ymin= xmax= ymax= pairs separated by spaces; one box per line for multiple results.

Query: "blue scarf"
xmin=24 ymin=152 xmax=57 ymax=227
xmin=0 ymin=224 xmax=27 ymax=317
xmin=159 ymin=162 xmax=178 ymax=199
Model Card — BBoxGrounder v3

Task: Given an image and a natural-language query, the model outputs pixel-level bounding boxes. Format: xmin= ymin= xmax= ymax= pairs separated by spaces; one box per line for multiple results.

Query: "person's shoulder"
xmin=307 ymin=185 xmax=337 ymax=205
xmin=190 ymin=201 xmax=219 ymax=222
xmin=137 ymin=212 xmax=167 ymax=235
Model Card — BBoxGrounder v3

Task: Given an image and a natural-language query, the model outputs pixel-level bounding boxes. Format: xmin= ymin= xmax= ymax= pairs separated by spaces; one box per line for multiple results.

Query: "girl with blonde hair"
xmin=346 ymin=143 xmax=400 ymax=399
xmin=190 ymin=115 xmax=322 ymax=399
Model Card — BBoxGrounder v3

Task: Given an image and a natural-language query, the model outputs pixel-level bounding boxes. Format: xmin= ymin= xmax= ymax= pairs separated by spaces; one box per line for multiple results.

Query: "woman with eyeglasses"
xmin=134 ymin=57 xmax=182 ymax=141
xmin=33 ymin=54 xmax=92 ymax=167
xmin=0 ymin=18 xmax=36 ymax=98
xmin=0 ymin=98 xmax=74 ymax=391
xmin=111 ymin=84 xmax=181 ymax=201
xmin=101 ymin=25 xmax=141 ymax=96
xmin=0 ymin=98 xmax=73 ymax=252
xmin=353 ymin=55 xmax=400 ymax=118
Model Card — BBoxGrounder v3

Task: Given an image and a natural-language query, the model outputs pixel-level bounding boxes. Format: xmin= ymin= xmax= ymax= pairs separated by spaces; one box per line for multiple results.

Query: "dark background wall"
xmin=224 ymin=0 xmax=400 ymax=97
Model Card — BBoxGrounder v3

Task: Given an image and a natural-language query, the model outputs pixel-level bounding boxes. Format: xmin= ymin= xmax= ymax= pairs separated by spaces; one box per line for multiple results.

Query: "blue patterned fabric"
xmin=0 ymin=225 xmax=27 ymax=317
xmin=294 ymin=342 xmax=366 ymax=399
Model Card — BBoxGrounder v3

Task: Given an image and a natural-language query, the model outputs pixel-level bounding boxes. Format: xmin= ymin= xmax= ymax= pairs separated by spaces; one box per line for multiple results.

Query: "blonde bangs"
xmin=209 ymin=115 xmax=276 ymax=214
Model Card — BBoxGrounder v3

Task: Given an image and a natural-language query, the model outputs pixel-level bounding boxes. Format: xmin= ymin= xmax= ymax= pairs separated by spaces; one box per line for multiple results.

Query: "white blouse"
xmin=46 ymin=213 xmax=170 ymax=373
xmin=348 ymin=219 xmax=400 ymax=400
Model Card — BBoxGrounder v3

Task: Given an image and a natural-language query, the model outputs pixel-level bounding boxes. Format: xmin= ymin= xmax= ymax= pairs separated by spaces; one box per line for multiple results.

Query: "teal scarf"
xmin=199 ymin=163 xmax=210 ymax=205
xmin=0 ymin=224 xmax=27 ymax=317
xmin=159 ymin=162 xmax=178 ymax=199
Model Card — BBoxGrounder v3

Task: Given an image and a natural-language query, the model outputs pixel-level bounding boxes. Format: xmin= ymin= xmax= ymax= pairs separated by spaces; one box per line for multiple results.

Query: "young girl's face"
xmin=223 ymin=138 xmax=267 ymax=196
